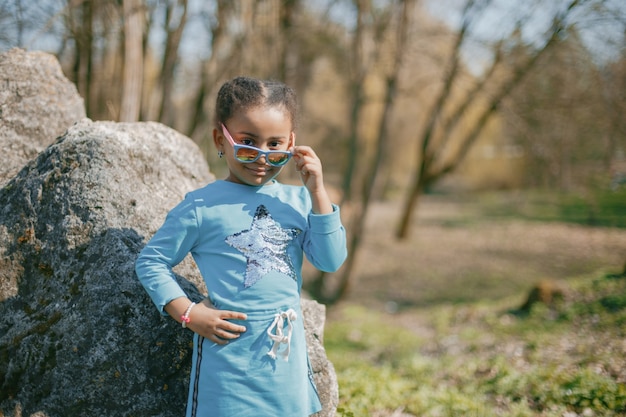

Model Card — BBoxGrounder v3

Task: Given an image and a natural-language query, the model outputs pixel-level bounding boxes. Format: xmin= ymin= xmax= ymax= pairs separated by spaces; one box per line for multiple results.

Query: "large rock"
xmin=0 ymin=48 xmax=86 ymax=187
xmin=0 ymin=53 xmax=338 ymax=417
xmin=303 ymin=300 xmax=339 ymax=415
xmin=0 ymin=119 xmax=213 ymax=416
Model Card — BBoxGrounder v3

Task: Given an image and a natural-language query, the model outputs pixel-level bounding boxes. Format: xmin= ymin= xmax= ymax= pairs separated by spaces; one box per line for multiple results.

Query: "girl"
xmin=135 ymin=76 xmax=347 ymax=416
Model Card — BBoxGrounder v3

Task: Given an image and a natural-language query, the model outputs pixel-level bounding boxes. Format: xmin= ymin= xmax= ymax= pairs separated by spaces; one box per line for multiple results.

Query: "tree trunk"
xmin=158 ymin=0 xmax=188 ymax=126
xmin=306 ymin=0 xmax=374 ymax=302
xmin=395 ymin=0 xmax=583 ymax=240
xmin=73 ymin=0 xmax=93 ymax=117
xmin=186 ymin=0 xmax=235 ymax=140
xmin=308 ymin=0 xmax=413 ymax=303
xmin=120 ymin=0 xmax=143 ymax=122
xmin=397 ymin=177 xmax=423 ymax=240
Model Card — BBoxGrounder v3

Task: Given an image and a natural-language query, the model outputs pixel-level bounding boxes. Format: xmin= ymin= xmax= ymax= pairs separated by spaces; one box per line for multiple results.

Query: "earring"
xmin=218 ymin=151 xmax=224 ymax=158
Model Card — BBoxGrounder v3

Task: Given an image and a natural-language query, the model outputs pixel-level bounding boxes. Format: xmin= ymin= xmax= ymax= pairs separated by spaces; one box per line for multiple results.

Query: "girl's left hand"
xmin=290 ymin=145 xmax=333 ymax=214
xmin=290 ymin=145 xmax=324 ymax=193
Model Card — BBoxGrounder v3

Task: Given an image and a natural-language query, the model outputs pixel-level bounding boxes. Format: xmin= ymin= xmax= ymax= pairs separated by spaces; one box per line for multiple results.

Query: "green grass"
xmin=325 ymin=270 xmax=626 ymax=416
xmin=475 ymin=188 xmax=626 ymax=228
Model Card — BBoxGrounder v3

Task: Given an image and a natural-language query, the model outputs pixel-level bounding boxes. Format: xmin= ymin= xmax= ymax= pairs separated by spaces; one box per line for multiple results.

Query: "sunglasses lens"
xmin=235 ymin=147 xmax=260 ymax=162
xmin=232 ymin=144 xmax=291 ymax=166
xmin=268 ymin=152 xmax=291 ymax=166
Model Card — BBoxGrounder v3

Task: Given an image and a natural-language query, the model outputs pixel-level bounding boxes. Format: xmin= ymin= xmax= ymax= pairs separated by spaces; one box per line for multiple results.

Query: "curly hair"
xmin=214 ymin=76 xmax=298 ymax=130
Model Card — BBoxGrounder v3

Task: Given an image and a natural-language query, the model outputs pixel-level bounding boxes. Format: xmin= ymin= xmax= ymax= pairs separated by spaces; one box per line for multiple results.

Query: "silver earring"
xmin=218 ymin=151 xmax=224 ymax=158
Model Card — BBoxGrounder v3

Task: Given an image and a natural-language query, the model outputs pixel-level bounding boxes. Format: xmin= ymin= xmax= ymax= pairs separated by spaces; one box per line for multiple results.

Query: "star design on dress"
xmin=225 ymin=205 xmax=301 ymax=288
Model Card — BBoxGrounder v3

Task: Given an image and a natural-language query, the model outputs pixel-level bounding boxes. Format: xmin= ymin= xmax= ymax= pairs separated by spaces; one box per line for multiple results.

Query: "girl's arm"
xmin=290 ymin=144 xmax=347 ymax=271
xmin=290 ymin=145 xmax=333 ymax=214
xmin=136 ymin=197 xmax=247 ymax=344
xmin=304 ymin=207 xmax=347 ymax=272
xmin=165 ymin=297 xmax=247 ymax=345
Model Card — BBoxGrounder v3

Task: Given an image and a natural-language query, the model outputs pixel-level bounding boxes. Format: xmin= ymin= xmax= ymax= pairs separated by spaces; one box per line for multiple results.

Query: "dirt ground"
xmin=338 ymin=195 xmax=626 ymax=311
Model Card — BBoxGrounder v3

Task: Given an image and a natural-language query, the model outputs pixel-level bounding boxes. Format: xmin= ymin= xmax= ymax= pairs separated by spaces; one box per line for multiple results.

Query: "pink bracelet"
xmin=181 ymin=302 xmax=196 ymax=328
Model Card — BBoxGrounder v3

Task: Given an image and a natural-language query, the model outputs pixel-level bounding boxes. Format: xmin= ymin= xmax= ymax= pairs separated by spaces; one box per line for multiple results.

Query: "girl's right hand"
xmin=187 ymin=298 xmax=247 ymax=345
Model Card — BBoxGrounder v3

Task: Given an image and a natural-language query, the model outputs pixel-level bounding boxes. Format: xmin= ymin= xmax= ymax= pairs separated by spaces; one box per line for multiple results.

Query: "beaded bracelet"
xmin=181 ymin=302 xmax=196 ymax=329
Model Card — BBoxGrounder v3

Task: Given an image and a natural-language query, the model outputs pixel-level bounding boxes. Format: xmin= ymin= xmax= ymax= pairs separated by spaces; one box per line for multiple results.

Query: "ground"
xmin=319 ymin=193 xmax=626 ymax=416
xmin=345 ymin=194 xmax=626 ymax=310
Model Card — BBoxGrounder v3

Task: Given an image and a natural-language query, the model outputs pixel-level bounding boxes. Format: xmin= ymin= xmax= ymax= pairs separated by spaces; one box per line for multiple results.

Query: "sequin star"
xmin=225 ymin=205 xmax=301 ymax=288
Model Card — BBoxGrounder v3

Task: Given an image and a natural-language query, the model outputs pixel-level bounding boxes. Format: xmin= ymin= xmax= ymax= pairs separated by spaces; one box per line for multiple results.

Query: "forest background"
xmin=1 ymin=0 xmax=624 ymax=302
xmin=2 ymin=1 xmax=626 ymax=415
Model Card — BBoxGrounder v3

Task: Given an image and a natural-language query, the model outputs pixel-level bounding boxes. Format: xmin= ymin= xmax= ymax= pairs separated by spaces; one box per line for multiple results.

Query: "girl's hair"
xmin=214 ymin=76 xmax=298 ymax=130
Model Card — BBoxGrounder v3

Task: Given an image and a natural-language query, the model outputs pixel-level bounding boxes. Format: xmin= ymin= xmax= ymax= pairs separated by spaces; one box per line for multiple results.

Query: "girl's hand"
xmin=187 ymin=298 xmax=247 ymax=345
xmin=167 ymin=297 xmax=247 ymax=345
xmin=291 ymin=145 xmax=323 ymax=192
xmin=290 ymin=145 xmax=333 ymax=214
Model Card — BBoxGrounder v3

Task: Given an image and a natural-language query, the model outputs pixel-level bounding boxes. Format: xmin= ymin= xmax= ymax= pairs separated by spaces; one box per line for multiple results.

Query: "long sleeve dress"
xmin=135 ymin=180 xmax=347 ymax=417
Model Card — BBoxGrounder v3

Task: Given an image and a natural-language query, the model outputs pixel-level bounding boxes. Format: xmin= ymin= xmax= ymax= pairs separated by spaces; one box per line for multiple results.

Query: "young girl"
xmin=135 ymin=76 xmax=347 ymax=417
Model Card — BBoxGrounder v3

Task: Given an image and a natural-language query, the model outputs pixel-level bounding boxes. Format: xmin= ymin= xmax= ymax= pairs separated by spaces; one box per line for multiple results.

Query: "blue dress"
xmin=135 ymin=180 xmax=347 ymax=417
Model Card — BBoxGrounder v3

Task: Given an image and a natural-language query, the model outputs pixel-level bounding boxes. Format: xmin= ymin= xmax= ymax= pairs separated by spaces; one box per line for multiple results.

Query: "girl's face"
xmin=214 ymin=106 xmax=294 ymax=187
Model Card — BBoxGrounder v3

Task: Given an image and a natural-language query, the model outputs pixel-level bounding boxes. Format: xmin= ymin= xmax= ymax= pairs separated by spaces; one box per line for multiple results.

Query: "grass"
xmin=475 ymin=187 xmax=626 ymax=228
xmin=326 ymin=271 xmax=626 ymax=416
xmin=324 ymin=188 xmax=626 ymax=416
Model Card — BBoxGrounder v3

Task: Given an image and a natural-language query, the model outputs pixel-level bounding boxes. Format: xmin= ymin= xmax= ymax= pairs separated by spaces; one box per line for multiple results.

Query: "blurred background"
xmin=1 ymin=0 xmax=624 ymax=304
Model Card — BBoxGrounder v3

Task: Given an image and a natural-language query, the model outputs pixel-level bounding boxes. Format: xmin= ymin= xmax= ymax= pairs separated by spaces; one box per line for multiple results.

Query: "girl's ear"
xmin=289 ymin=131 xmax=296 ymax=148
xmin=213 ymin=128 xmax=224 ymax=150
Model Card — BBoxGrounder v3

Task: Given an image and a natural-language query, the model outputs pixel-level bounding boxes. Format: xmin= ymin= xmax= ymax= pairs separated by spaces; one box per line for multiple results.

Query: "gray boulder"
xmin=0 ymin=119 xmax=213 ymax=416
xmin=0 ymin=48 xmax=86 ymax=187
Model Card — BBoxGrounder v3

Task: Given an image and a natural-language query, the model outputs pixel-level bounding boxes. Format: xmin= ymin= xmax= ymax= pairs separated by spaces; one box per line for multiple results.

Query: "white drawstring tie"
xmin=266 ymin=308 xmax=297 ymax=361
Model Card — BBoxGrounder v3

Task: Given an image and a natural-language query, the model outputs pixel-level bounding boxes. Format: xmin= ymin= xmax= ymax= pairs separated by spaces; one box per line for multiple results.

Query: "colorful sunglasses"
xmin=221 ymin=123 xmax=292 ymax=167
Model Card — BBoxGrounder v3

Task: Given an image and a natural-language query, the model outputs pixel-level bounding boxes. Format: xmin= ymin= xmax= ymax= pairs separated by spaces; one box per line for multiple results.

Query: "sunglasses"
xmin=221 ymin=123 xmax=292 ymax=167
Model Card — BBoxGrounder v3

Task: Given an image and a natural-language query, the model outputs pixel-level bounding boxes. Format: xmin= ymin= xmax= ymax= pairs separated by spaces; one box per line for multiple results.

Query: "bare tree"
xmin=186 ymin=0 xmax=238 ymax=142
xmin=396 ymin=0 xmax=590 ymax=239
xmin=157 ymin=0 xmax=188 ymax=125
xmin=0 ymin=0 xmax=62 ymax=49
xmin=601 ymin=17 xmax=626 ymax=188
xmin=120 ymin=0 xmax=144 ymax=122
xmin=305 ymin=0 xmax=377 ymax=302
xmin=308 ymin=0 xmax=414 ymax=303
xmin=67 ymin=0 xmax=95 ymax=116
xmin=278 ymin=0 xmax=301 ymax=85
xmin=0 ymin=0 xmax=26 ymax=47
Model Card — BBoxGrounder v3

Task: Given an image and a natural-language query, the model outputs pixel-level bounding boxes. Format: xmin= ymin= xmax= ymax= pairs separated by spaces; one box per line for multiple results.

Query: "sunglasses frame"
xmin=220 ymin=123 xmax=292 ymax=167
